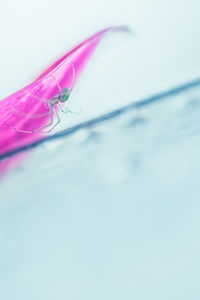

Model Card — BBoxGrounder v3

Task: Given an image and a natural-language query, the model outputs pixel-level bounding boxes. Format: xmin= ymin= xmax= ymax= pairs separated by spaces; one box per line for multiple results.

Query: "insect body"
xmin=6 ymin=64 xmax=75 ymax=134
xmin=51 ymin=87 xmax=72 ymax=109
xmin=58 ymin=88 xmax=71 ymax=102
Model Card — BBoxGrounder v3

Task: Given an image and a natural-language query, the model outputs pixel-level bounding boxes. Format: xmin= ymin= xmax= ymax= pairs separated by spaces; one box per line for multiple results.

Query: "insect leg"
xmin=58 ymin=102 xmax=81 ymax=115
xmin=69 ymin=63 xmax=76 ymax=92
xmin=58 ymin=102 xmax=68 ymax=114
xmin=50 ymin=63 xmax=76 ymax=97
xmin=11 ymin=106 xmax=50 ymax=119
xmin=10 ymin=90 xmax=50 ymax=120
xmin=46 ymin=106 xmax=61 ymax=133
xmin=6 ymin=103 xmax=54 ymax=134
xmin=50 ymin=74 xmax=62 ymax=96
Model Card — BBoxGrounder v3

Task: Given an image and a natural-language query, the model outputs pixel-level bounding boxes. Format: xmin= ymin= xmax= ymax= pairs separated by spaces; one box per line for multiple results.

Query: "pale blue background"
xmin=1 ymin=0 xmax=200 ymax=299
xmin=1 ymin=85 xmax=200 ymax=299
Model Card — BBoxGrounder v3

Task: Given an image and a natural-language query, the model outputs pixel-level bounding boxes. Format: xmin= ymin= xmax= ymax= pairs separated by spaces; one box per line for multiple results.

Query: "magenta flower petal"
xmin=0 ymin=26 xmax=128 ymax=176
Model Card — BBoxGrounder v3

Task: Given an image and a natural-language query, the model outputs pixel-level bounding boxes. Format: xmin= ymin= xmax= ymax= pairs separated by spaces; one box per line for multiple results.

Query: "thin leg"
xmin=50 ymin=74 xmax=62 ymax=96
xmin=58 ymin=102 xmax=68 ymax=114
xmin=11 ymin=106 xmax=50 ymax=119
xmin=69 ymin=64 xmax=76 ymax=92
xmin=47 ymin=107 xmax=60 ymax=132
xmin=6 ymin=104 xmax=54 ymax=134
xmin=10 ymin=89 xmax=50 ymax=120
xmin=68 ymin=109 xmax=81 ymax=115
xmin=50 ymin=63 xmax=76 ymax=97
xmin=46 ymin=107 xmax=60 ymax=133
xmin=58 ymin=102 xmax=81 ymax=115
xmin=24 ymin=88 xmax=48 ymax=103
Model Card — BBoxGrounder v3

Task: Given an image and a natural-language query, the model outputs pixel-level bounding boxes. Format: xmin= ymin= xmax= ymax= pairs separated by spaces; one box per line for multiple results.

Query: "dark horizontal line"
xmin=1 ymin=76 xmax=200 ymax=161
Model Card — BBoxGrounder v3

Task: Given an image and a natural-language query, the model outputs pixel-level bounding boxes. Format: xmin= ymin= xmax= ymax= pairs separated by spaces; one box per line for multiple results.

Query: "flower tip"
xmin=110 ymin=25 xmax=132 ymax=34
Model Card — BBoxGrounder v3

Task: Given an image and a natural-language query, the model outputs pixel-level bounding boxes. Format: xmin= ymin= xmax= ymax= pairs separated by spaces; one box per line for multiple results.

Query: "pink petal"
xmin=0 ymin=26 xmax=128 ymax=176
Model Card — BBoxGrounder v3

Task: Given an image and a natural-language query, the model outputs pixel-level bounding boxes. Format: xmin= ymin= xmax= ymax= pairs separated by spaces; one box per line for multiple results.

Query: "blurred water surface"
xmin=1 ymin=82 xmax=200 ymax=299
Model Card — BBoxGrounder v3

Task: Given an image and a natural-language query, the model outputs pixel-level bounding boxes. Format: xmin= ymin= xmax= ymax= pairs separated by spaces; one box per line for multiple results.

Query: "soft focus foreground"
xmin=0 ymin=82 xmax=200 ymax=299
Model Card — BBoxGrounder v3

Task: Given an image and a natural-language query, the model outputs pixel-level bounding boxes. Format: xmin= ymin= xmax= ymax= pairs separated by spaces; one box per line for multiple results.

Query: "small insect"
xmin=6 ymin=64 xmax=76 ymax=134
